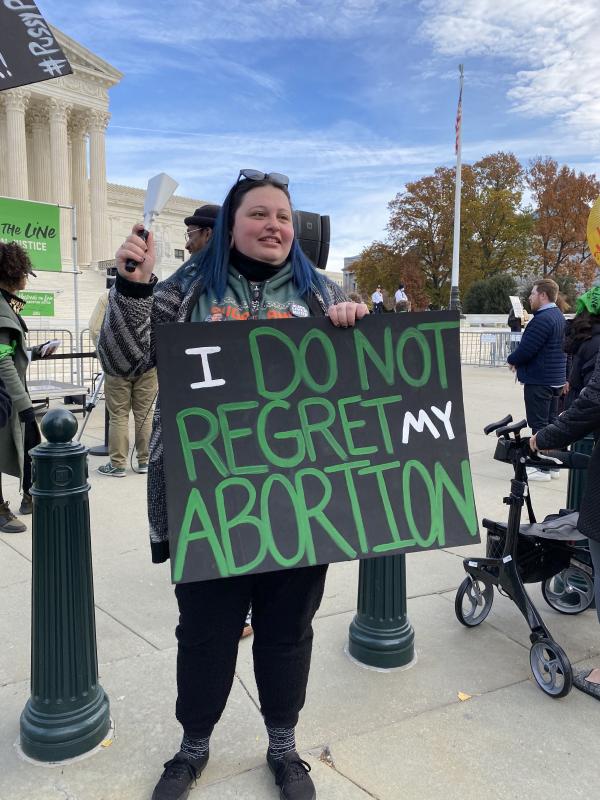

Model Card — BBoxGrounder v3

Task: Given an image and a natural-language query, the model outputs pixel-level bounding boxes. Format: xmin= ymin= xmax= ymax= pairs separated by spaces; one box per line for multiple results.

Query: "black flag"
xmin=0 ymin=1 xmax=72 ymax=92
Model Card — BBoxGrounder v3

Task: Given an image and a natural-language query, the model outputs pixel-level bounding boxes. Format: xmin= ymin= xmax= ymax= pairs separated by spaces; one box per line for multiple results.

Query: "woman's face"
xmin=231 ymin=185 xmax=294 ymax=264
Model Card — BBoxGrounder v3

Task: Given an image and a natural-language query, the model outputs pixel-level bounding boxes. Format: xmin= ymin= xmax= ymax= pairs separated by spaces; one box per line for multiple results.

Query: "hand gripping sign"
xmin=156 ymin=312 xmax=479 ymax=584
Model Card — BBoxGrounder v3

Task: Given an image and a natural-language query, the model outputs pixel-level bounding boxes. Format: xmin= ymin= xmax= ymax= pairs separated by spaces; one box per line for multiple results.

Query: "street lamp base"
xmin=20 ymin=686 xmax=110 ymax=762
xmin=348 ymin=613 xmax=415 ymax=669
xmin=449 ymin=285 xmax=462 ymax=313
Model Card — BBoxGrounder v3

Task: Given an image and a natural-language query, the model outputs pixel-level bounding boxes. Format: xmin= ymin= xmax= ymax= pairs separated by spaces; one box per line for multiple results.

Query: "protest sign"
xmin=156 ymin=312 xmax=479 ymax=584
xmin=509 ymin=295 xmax=524 ymax=319
xmin=0 ymin=197 xmax=61 ymax=271
xmin=0 ymin=1 xmax=71 ymax=92
xmin=18 ymin=290 xmax=54 ymax=316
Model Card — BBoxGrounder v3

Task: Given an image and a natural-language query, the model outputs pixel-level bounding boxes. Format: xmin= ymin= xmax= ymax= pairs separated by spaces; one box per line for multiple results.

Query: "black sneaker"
xmin=267 ymin=750 xmax=316 ymax=800
xmin=151 ymin=751 xmax=209 ymax=800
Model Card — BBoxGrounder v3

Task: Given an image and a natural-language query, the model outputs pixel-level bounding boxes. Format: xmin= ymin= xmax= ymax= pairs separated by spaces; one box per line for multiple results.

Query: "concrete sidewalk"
xmin=1 ymin=366 xmax=598 ymax=800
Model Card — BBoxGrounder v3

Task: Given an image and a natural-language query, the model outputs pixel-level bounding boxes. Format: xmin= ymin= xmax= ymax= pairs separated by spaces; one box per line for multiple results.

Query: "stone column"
xmin=67 ymin=130 xmax=73 ymax=205
xmin=29 ymin=104 xmax=52 ymax=202
xmin=3 ymin=88 xmax=30 ymax=199
xmin=48 ymin=99 xmax=72 ymax=267
xmin=88 ymin=110 xmax=110 ymax=266
xmin=70 ymin=114 xmax=91 ymax=267
xmin=26 ymin=117 xmax=34 ymax=199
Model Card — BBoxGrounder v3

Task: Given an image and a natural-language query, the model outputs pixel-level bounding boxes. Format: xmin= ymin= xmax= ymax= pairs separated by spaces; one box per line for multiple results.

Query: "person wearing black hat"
xmin=184 ymin=204 xmax=220 ymax=255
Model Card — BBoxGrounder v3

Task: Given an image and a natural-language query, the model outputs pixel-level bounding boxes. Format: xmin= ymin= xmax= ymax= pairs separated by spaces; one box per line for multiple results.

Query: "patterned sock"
xmin=266 ymin=725 xmax=296 ymax=760
xmin=180 ymin=733 xmax=210 ymax=760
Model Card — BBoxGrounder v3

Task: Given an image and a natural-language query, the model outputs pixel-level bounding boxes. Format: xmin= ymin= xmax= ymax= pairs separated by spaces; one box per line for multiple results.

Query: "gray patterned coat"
xmin=98 ymin=264 xmax=346 ymax=563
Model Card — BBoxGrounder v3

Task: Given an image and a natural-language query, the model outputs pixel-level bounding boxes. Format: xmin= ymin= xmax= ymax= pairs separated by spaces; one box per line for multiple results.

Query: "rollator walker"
xmin=455 ymin=415 xmax=594 ymax=698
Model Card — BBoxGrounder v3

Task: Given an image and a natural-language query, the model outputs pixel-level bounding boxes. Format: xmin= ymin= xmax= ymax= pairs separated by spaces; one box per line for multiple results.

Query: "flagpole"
xmin=450 ymin=64 xmax=464 ymax=312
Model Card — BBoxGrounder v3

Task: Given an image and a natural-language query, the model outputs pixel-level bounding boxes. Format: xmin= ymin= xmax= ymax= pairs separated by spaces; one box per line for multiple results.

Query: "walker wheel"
xmin=529 ymin=639 xmax=572 ymax=698
xmin=455 ymin=576 xmax=494 ymax=627
xmin=542 ymin=567 xmax=595 ymax=615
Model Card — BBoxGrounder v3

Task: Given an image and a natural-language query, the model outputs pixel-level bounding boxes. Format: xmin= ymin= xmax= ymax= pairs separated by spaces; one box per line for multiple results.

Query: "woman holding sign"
xmin=99 ymin=171 xmax=368 ymax=800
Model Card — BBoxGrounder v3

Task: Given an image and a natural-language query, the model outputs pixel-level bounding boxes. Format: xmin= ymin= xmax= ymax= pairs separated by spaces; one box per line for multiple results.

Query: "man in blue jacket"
xmin=507 ymin=278 xmax=566 ymax=480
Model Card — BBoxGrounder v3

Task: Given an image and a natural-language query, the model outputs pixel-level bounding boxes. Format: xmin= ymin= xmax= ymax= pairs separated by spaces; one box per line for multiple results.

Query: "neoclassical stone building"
xmin=0 ymin=27 xmax=206 ymax=324
xmin=0 ymin=28 xmax=122 ymax=269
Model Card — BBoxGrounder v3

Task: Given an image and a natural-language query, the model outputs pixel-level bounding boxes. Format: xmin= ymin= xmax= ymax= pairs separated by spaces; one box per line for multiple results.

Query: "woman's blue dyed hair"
xmin=177 ymin=177 xmax=330 ymax=302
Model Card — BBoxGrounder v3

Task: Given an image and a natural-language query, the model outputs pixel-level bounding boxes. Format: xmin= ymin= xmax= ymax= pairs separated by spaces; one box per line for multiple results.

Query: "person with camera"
xmin=98 ymin=170 xmax=368 ymax=800
xmin=531 ymin=343 xmax=600 ymax=701
xmin=0 ymin=242 xmax=56 ymax=532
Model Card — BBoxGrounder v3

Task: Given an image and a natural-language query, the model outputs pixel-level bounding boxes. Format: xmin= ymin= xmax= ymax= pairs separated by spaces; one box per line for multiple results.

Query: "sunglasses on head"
xmin=237 ymin=169 xmax=289 ymax=188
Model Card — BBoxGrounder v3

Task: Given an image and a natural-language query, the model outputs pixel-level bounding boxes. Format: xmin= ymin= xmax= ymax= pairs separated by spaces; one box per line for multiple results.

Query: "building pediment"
xmin=19 ymin=27 xmax=123 ymax=109
xmin=51 ymin=26 xmax=123 ymax=88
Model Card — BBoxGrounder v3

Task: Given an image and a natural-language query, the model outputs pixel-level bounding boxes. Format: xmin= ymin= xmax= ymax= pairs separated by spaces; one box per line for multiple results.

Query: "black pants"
xmin=524 ymin=384 xmax=561 ymax=471
xmin=174 ymin=564 xmax=328 ymax=739
xmin=524 ymin=384 xmax=562 ymax=433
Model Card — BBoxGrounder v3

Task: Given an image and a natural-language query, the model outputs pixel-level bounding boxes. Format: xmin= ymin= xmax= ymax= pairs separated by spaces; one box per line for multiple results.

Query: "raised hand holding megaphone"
xmin=124 ymin=172 xmax=179 ymax=273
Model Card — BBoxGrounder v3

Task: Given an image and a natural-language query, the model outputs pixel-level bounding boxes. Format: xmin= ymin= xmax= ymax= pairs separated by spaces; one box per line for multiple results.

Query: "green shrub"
xmin=463 ymin=273 xmax=518 ymax=314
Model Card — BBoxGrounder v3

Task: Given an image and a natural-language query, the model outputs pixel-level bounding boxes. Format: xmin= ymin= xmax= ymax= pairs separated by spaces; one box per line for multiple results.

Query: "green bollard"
xmin=348 ymin=554 xmax=415 ymax=669
xmin=20 ymin=409 xmax=110 ymax=762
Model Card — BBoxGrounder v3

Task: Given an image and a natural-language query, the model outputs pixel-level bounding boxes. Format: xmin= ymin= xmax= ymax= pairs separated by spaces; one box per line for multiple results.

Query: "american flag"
xmin=455 ymin=82 xmax=462 ymax=155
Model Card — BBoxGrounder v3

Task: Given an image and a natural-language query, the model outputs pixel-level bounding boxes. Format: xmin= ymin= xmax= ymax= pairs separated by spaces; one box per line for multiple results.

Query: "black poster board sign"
xmin=0 ymin=3 xmax=72 ymax=92
xmin=156 ymin=312 xmax=479 ymax=584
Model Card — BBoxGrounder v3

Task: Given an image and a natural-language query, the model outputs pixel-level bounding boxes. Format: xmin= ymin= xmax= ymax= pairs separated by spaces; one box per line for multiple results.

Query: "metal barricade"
xmin=460 ymin=330 xmax=515 ymax=367
xmin=79 ymin=328 xmax=101 ymax=387
xmin=27 ymin=329 xmax=76 ymax=383
xmin=26 ymin=328 xmax=94 ymax=411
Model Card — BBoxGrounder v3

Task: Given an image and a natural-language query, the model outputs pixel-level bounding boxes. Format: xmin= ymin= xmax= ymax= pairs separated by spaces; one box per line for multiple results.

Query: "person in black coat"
xmin=531 ymin=343 xmax=600 ymax=701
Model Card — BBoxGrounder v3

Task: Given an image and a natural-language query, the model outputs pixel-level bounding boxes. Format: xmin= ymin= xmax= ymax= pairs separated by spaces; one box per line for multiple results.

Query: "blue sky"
xmin=45 ymin=0 xmax=600 ymax=271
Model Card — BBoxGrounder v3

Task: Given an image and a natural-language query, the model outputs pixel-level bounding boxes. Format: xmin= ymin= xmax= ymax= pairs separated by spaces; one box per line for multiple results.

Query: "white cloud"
xmin=419 ymin=0 xmax=600 ymax=146
xmin=106 ymin=120 xmax=600 ymax=271
xmin=47 ymin=0 xmax=600 ymax=270
xmin=51 ymin=0 xmax=409 ymax=47
xmin=104 ymin=123 xmax=449 ymax=269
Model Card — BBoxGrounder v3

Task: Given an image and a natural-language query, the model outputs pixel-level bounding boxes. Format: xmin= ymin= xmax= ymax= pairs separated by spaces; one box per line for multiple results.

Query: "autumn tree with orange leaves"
xmin=353 ymin=152 xmax=599 ymax=308
xmin=384 ymin=153 xmax=533 ymax=305
xmin=527 ymin=157 xmax=600 ymax=285
xmin=386 ymin=166 xmax=458 ymax=307
xmin=460 ymin=152 xmax=533 ymax=283
xmin=352 ymin=242 xmax=429 ymax=310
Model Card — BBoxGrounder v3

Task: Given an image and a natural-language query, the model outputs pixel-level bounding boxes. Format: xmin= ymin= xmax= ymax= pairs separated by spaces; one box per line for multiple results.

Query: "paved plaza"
xmin=1 ymin=365 xmax=598 ymax=800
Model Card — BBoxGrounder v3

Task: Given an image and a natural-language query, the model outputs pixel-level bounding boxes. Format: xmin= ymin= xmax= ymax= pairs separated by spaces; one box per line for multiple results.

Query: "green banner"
xmin=0 ymin=197 xmax=61 ymax=271
xmin=18 ymin=291 xmax=55 ymax=317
